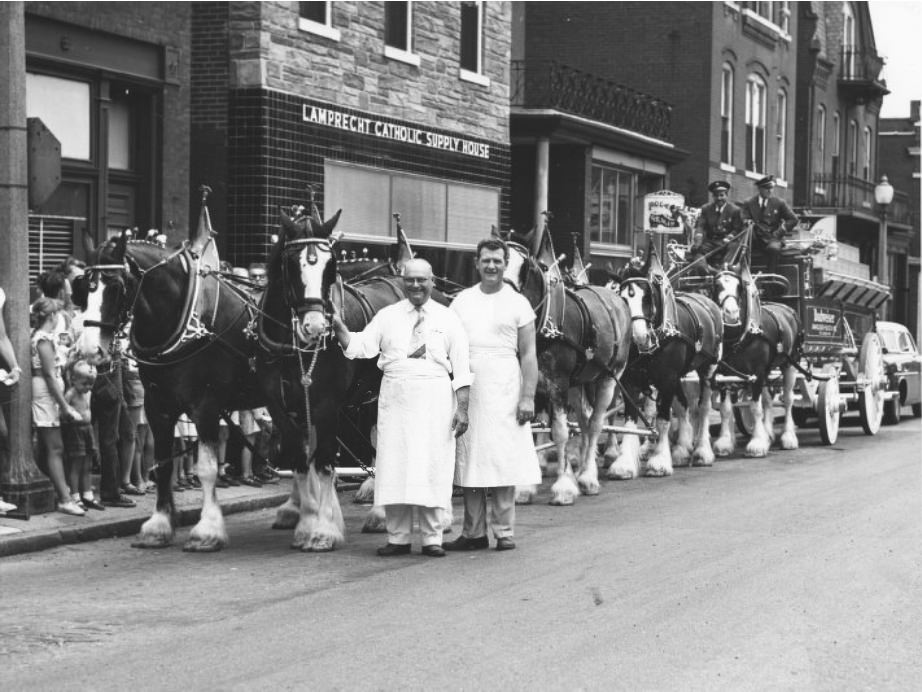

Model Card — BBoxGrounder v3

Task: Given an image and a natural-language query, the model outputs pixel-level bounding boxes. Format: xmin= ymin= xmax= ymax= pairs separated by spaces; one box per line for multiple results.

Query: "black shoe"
xmin=442 ymin=535 xmax=489 ymax=551
xmin=101 ymin=495 xmax=136 ymax=508
xmin=495 ymin=537 xmax=516 ymax=551
xmin=81 ymin=498 xmax=106 ymax=511
xmin=215 ymin=476 xmax=230 ymax=489
xmin=376 ymin=543 xmax=411 ymax=556
xmin=421 ymin=545 xmax=446 ymax=557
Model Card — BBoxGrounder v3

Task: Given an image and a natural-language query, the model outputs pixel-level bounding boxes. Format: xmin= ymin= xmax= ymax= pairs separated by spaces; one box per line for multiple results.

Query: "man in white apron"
xmin=331 ymin=259 xmax=472 ymax=557
xmin=445 ymin=238 xmax=541 ymax=552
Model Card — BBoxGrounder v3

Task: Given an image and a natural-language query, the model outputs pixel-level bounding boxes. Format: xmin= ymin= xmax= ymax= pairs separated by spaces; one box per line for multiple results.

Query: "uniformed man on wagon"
xmin=740 ymin=175 xmax=799 ymax=274
xmin=689 ymin=180 xmax=744 ymax=269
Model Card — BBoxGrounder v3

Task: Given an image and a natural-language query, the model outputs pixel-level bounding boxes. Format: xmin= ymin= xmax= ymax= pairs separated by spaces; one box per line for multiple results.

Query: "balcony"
xmin=812 ymin=174 xmax=914 ymax=227
xmin=838 ymin=47 xmax=889 ymax=103
xmin=510 ymin=60 xmax=673 ymax=142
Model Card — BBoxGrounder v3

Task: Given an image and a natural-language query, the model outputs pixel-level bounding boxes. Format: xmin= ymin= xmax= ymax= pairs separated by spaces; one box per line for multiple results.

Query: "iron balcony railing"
xmin=510 ymin=59 xmax=673 ymax=142
xmin=839 ymin=47 xmax=885 ymax=83
xmin=813 ymin=173 xmax=914 ymax=226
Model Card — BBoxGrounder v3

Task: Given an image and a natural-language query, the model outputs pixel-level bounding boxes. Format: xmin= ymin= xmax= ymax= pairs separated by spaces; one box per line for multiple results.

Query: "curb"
xmin=0 ymin=491 xmax=290 ymax=559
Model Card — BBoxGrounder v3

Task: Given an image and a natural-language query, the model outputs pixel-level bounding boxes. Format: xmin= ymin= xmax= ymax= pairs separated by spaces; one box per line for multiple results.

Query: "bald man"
xmin=331 ymin=259 xmax=472 ymax=557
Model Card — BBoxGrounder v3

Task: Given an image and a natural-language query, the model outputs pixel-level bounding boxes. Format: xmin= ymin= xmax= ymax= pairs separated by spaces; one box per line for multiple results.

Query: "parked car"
xmin=877 ymin=321 xmax=922 ymax=423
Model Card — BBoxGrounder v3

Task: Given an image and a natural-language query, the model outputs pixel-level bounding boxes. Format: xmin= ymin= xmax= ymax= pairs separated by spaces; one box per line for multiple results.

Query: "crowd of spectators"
xmin=0 ymin=255 xmax=278 ymax=518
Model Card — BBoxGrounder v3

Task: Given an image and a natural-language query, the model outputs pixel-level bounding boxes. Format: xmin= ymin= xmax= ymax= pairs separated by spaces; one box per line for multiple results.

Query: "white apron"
xmin=455 ymin=348 xmax=541 ymax=487
xmin=374 ymin=358 xmax=457 ymax=509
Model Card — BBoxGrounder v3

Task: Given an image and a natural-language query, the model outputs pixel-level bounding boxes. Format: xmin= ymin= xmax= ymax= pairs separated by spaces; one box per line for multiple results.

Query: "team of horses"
xmin=73 ymin=196 xmax=804 ymax=553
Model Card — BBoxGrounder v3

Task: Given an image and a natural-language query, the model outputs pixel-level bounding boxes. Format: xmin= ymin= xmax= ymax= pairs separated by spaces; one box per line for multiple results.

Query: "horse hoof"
xmin=578 ymin=481 xmax=600 ymax=496
xmin=131 ymin=536 xmax=172 ymax=549
xmin=303 ymin=538 xmax=336 ymax=552
xmin=692 ymin=456 xmax=715 ymax=467
xmin=549 ymin=497 xmax=575 ymax=506
xmin=607 ymin=468 xmax=635 ymax=481
xmin=272 ymin=506 xmax=300 ymax=530
xmin=182 ymin=537 xmax=225 ymax=553
xmin=644 ymin=466 xmax=673 ymax=477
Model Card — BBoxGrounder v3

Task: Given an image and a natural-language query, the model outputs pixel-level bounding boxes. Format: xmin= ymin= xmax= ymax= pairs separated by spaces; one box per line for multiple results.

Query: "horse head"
xmin=73 ymin=231 xmax=133 ymax=360
xmin=277 ymin=205 xmax=342 ymax=345
xmin=714 ymin=265 xmax=744 ymax=327
xmin=618 ymin=275 xmax=657 ymax=353
xmin=504 ymin=231 xmax=546 ymax=310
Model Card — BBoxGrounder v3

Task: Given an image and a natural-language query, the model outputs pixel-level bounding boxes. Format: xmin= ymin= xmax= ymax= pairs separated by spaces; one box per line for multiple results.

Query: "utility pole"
xmin=0 ymin=2 xmax=56 ymax=516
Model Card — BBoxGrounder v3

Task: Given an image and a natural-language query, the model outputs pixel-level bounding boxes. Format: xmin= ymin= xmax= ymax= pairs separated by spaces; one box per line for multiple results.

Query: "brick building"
xmin=192 ymin=1 xmax=512 ymax=283
xmin=879 ymin=101 xmax=921 ymax=338
xmin=22 ymin=2 xmax=192 ymax=279
xmin=793 ymin=0 xmax=911 ymax=315
xmin=513 ymin=1 xmax=797 ymax=276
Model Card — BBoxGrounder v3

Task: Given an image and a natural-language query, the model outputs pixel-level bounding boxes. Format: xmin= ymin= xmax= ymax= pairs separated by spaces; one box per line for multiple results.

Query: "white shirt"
xmin=451 ymin=283 xmax=535 ymax=354
xmin=343 ymin=298 xmax=473 ymax=391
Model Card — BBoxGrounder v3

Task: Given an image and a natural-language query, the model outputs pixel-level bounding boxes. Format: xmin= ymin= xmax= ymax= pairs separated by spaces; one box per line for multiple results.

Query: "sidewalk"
xmin=0 ymin=479 xmax=293 ymax=558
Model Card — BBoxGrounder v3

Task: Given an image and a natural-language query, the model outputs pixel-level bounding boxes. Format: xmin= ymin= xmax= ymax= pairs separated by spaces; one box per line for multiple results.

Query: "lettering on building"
xmin=303 ymin=106 xmax=491 ymax=160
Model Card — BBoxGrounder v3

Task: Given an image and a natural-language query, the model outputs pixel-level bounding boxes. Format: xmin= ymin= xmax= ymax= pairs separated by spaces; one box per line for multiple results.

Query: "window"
xmin=816 ymin=105 xmax=827 ymax=171
xmin=776 ymin=1 xmax=791 ymax=33
xmin=775 ymin=89 xmax=787 ymax=179
xmin=745 ymin=75 xmax=767 ymax=173
xmin=589 ymin=164 xmax=636 ymax=247
xmin=751 ymin=1 xmax=774 ymax=20
xmin=460 ymin=2 xmax=482 ymax=72
xmin=298 ymin=2 xmax=340 ymax=40
xmin=863 ymin=126 xmax=872 ymax=181
xmin=843 ymin=2 xmax=856 ymax=78
xmin=384 ymin=1 xmax=418 ymax=65
xmin=720 ymin=64 xmax=734 ymax=165
xmin=848 ymin=120 xmax=858 ymax=175
xmin=26 ymin=73 xmax=91 ymax=161
xmin=323 ymin=161 xmax=499 ymax=245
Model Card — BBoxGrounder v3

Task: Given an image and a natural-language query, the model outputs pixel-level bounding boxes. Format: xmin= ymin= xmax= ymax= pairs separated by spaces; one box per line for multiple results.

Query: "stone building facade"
xmin=192 ymin=1 xmax=512 ymax=282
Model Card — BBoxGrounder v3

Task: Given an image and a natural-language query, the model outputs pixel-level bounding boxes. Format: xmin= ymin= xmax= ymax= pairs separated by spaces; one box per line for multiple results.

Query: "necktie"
xmin=408 ymin=306 xmax=426 ymax=359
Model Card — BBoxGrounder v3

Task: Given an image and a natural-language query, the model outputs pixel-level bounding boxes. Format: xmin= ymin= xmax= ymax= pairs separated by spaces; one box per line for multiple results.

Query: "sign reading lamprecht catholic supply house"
xmin=303 ymin=105 xmax=491 ymax=160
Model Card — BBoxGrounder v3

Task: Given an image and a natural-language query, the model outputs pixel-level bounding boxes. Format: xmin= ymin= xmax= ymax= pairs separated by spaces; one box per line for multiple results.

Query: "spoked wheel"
xmin=817 ymin=371 xmax=841 ymax=445
xmin=858 ymin=333 xmax=885 ymax=436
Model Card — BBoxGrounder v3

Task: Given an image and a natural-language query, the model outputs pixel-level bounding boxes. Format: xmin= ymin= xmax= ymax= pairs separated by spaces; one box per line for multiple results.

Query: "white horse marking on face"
xmin=620 ymin=282 xmax=653 ymax=350
xmin=297 ymin=243 xmax=334 ymax=342
xmin=504 ymin=250 xmax=526 ymax=290
xmin=717 ymin=274 xmax=741 ymax=325
xmin=76 ymin=277 xmax=106 ymax=358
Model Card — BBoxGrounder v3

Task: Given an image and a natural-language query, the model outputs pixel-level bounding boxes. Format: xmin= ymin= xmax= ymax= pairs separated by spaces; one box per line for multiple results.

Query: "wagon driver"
xmin=740 ymin=174 xmax=799 ymax=275
xmin=445 ymin=238 xmax=541 ymax=552
xmin=689 ymin=180 xmax=744 ymax=271
xmin=331 ymin=258 xmax=472 ymax=558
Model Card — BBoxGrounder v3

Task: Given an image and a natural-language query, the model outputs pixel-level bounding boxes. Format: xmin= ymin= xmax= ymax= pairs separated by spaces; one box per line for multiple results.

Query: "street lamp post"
xmin=874 ymin=175 xmax=894 ymax=318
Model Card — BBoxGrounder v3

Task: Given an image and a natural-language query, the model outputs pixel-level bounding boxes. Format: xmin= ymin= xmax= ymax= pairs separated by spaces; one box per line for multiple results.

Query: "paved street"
xmin=2 ymin=418 xmax=920 ymax=691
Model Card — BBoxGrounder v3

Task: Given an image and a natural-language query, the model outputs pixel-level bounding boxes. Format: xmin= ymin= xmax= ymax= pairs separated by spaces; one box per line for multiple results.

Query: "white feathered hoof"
xmin=183 ymin=505 xmax=228 ymax=553
xmin=515 ymin=485 xmax=536 ymax=505
xmin=780 ymin=430 xmax=799 ymax=450
xmin=607 ymin=462 xmax=636 ymax=480
xmin=713 ymin=435 xmax=735 ymax=458
xmin=272 ymin=501 xmax=301 ymax=530
xmin=361 ymin=505 xmax=387 ymax=533
xmin=744 ymin=438 xmax=770 ymax=458
xmin=549 ymin=474 xmax=579 ymax=506
xmin=671 ymin=444 xmax=691 ymax=467
xmin=577 ymin=472 xmax=600 ymax=496
xmin=132 ymin=512 xmax=174 ymax=549
xmin=301 ymin=525 xmax=344 ymax=552
xmin=644 ymin=452 xmax=674 ymax=477
xmin=353 ymin=477 xmax=375 ymax=505
xmin=692 ymin=445 xmax=715 ymax=467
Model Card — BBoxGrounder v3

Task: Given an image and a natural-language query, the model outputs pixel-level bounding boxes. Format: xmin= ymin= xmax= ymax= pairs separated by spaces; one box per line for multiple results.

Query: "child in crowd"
xmin=173 ymin=413 xmax=199 ymax=491
xmin=63 ymin=360 xmax=104 ymax=511
xmin=237 ymin=407 xmax=271 ymax=487
xmin=120 ymin=330 xmax=147 ymax=496
xmin=30 ymin=297 xmax=84 ymax=516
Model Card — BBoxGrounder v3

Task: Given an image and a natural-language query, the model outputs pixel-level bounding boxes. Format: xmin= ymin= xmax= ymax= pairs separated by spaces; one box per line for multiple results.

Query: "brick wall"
xmin=239 ymin=1 xmax=509 ymax=142
xmin=25 ymin=2 xmax=192 ymax=240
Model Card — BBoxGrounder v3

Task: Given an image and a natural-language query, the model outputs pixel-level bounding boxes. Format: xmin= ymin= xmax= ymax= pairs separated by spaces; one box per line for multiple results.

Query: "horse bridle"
xmin=714 ymin=270 xmax=744 ymax=318
xmin=76 ymin=262 xmax=130 ymax=331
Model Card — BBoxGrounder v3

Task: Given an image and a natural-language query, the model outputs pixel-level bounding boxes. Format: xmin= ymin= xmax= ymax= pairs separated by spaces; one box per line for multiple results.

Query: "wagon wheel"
xmin=857 ymin=332 xmax=885 ymax=435
xmin=817 ymin=371 xmax=840 ymax=445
